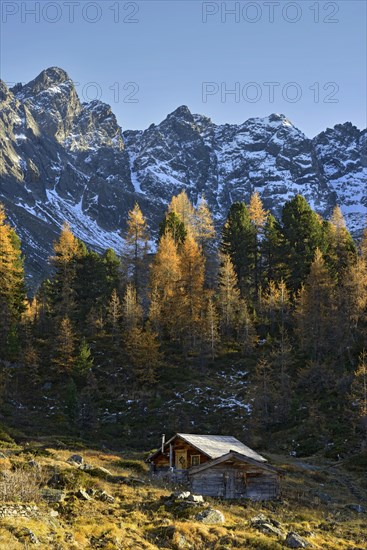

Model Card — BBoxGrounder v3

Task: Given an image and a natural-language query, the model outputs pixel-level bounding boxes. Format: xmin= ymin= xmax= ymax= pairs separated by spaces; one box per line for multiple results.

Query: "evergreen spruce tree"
xmin=281 ymin=195 xmax=324 ymax=289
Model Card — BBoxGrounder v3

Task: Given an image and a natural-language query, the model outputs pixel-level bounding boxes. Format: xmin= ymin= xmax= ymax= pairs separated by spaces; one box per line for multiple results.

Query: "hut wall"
xmin=189 ymin=463 xmax=279 ymax=500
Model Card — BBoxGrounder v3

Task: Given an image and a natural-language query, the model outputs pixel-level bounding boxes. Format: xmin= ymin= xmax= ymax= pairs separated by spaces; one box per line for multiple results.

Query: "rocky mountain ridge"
xmin=0 ymin=67 xmax=366 ymax=287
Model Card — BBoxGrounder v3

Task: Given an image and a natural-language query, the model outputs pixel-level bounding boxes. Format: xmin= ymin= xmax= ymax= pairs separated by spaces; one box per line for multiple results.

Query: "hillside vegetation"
xmin=0 ymin=441 xmax=366 ymax=549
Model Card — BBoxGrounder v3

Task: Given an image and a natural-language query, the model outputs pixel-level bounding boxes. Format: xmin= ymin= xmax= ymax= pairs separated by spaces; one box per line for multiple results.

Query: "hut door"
xmin=175 ymin=450 xmax=187 ymax=469
xmin=225 ymin=472 xmax=235 ymax=498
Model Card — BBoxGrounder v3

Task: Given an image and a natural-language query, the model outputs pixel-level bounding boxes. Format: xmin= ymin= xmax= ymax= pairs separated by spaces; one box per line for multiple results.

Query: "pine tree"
xmin=159 ymin=211 xmax=187 ymax=246
xmin=295 ymin=249 xmax=335 ymax=360
xmin=74 ymin=338 xmax=93 ymax=378
xmin=360 ymin=226 xmax=367 ymax=263
xmin=248 ymin=192 xmax=268 ymax=298
xmin=262 ymin=214 xmax=284 ymax=283
xmin=221 ymin=202 xmax=255 ymax=294
xmin=122 ymin=203 xmax=150 ymax=294
xmin=281 ymin=195 xmax=324 ymax=290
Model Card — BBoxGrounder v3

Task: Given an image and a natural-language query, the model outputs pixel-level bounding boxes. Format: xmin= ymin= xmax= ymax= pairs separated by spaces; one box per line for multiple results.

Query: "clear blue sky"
xmin=1 ymin=1 xmax=366 ymax=137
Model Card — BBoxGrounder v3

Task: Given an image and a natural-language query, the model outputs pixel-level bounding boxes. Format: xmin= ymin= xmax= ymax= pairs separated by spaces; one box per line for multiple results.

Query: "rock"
xmin=285 ymin=532 xmax=311 ymax=548
xmin=187 ymin=494 xmax=204 ymax=503
xmin=0 ymin=452 xmax=7 ymax=458
xmin=17 ymin=527 xmax=39 ymax=545
xmin=41 ymin=488 xmax=66 ymax=503
xmin=79 ymin=463 xmax=112 ymax=477
xmin=28 ymin=459 xmax=41 ymax=469
xmin=76 ymin=489 xmax=92 ymax=501
xmin=98 ymin=491 xmax=115 ymax=504
xmin=250 ymin=514 xmax=285 ymax=538
xmin=196 ymin=508 xmax=225 ymax=524
xmin=174 ymin=491 xmax=191 ymax=500
xmin=67 ymin=454 xmax=83 ymax=465
xmin=346 ymin=504 xmax=366 ymax=513
xmin=123 ymin=476 xmax=146 ymax=486
xmin=314 ymin=491 xmax=332 ymax=503
xmin=50 ymin=510 xmax=59 ymax=518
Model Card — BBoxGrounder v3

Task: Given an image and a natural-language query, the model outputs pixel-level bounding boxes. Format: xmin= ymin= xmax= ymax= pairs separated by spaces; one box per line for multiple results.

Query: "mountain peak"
xmin=168 ymin=105 xmax=193 ymax=120
xmin=19 ymin=67 xmax=71 ymax=98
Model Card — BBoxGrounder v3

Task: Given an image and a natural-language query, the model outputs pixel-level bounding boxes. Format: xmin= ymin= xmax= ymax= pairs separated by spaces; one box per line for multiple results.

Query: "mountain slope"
xmin=0 ymin=67 xmax=366 ymax=287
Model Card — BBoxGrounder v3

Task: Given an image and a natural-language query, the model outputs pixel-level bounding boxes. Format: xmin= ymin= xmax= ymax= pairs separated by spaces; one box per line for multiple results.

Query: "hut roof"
xmin=148 ymin=433 xmax=267 ymax=463
xmin=189 ymin=451 xmax=280 ymax=475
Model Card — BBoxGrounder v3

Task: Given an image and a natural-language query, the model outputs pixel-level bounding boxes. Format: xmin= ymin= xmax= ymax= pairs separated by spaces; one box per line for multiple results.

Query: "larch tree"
xmin=195 ymin=195 xmax=216 ymax=248
xmin=125 ymin=327 xmax=161 ymax=385
xmin=123 ymin=203 xmax=150 ymax=295
xmin=295 ymin=249 xmax=336 ymax=360
xmin=149 ymin=232 xmax=181 ymax=338
xmin=52 ymin=316 xmax=76 ymax=373
xmin=248 ymin=191 xmax=268 ymax=299
xmin=202 ymin=294 xmax=220 ymax=359
xmin=350 ymin=350 xmax=367 ymax=445
xmin=217 ymin=253 xmax=241 ymax=337
xmin=168 ymin=191 xmax=196 ymax=237
xmin=325 ymin=206 xmax=357 ymax=277
xmin=0 ymin=204 xmax=26 ymax=359
xmin=360 ymin=226 xmax=367 ymax=263
xmin=50 ymin=222 xmax=85 ymax=316
xmin=178 ymin=235 xmax=206 ymax=349
xmin=106 ymin=288 xmax=122 ymax=338
xmin=122 ymin=283 xmax=143 ymax=332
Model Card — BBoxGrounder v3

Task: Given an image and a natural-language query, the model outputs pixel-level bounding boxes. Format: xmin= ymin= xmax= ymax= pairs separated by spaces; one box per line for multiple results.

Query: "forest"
xmin=0 ymin=192 xmax=366 ymax=455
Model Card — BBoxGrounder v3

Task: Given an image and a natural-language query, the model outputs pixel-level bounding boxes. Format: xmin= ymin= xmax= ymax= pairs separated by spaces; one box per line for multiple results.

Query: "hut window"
xmin=191 ymin=455 xmax=201 ymax=466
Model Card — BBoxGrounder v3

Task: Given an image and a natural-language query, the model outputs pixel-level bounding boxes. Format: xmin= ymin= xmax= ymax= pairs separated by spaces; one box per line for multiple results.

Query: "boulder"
xmin=346 ymin=504 xmax=366 ymax=514
xmin=67 ymin=454 xmax=83 ymax=465
xmin=174 ymin=491 xmax=191 ymax=500
xmin=250 ymin=514 xmax=285 ymax=538
xmin=76 ymin=489 xmax=92 ymax=501
xmin=17 ymin=527 xmax=39 ymax=545
xmin=196 ymin=508 xmax=225 ymax=524
xmin=187 ymin=494 xmax=204 ymax=503
xmin=98 ymin=491 xmax=115 ymax=504
xmin=285 ymin=532 xmax=311 ymax=548
xmin=41 ymin=488 xmax=66 ymax=503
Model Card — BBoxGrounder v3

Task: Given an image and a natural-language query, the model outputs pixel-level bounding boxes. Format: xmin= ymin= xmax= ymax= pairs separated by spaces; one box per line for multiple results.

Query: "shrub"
xmin=116 ymin=459 xmax=148 ymax=475
xmin=0 ymin=467 xmax=45 ymax=502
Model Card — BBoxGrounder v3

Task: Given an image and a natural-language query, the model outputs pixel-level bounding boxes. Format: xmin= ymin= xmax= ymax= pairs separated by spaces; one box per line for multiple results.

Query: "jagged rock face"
xmin=0 ymin=67 xmax=366 ymax=289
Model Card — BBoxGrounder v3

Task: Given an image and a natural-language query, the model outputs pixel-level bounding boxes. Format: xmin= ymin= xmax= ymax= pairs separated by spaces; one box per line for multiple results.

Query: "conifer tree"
xmin=125 ymin=327 xmax=161 ymax=384
xmin=217 ymin=254 xmax=241 ymax=337
xmin=74 ymin=338 xmax=93 ymax=378
xmin=52 ymin=316 xmax=75 ymax=373
xmin=195 ymin=195 xmax=216 ymax=248
xmin=150 ymin=233 xmax=181 ymax=338
xmin=202 ymin=295 xmax=220 ymax=359
xmin=295 ymin=249 xmax=335 ymax=360
xmin=350 ymin=350 xmax=367 ymax=444
xmin=169 ymin=191 xmax=196 ymax=236
xmin=178 ymin=235 xmax=206 ymax=348
xmin=325 ymin=206 xmax=357 ymax=277
xmin=122 ymin=284 xmax=143 ymax=331
xmin=282 ymin=195 xmax=324 ymax=289
xmin=360 ymin=226 xmax=367 ymax=263
xmin=248 ymin=192 xmax=268 ymax=298
xmin=159 ymin=211 xmax=187 ymax=246
xmin=106 ymin=288 xmax=122 ymax=338
xmin=50 ymin=222 xmax=85 ymax=316
xmin=262 ymin=214 xmax=284 ymax=283
xmin=123 ymin=203 xmax=150 ymax=294
xmin=221 ymin=202 xmax=255 ymax=294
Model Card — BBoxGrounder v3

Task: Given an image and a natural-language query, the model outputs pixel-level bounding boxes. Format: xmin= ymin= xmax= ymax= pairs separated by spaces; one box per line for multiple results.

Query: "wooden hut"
xmin=147 ymin=433 xmax=280 ymax=500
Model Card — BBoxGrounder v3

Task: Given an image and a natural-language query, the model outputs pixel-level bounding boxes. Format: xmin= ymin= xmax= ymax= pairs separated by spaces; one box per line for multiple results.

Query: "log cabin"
xmin=147 ymin=433 xmax=280 ymax=500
